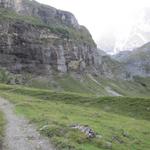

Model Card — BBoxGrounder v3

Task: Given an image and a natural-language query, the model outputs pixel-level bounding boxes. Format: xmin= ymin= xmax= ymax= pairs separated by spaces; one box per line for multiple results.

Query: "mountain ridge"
xmin=0 ymin=0 xmax=150 ymax=87
xmin=113 ymin=42 xmax=150 ymax=77
xmin=0 ymin=0 xmax=102 ymax=76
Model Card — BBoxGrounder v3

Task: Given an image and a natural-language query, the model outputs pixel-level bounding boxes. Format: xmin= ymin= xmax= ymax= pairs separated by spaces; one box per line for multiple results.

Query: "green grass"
xmin=0 ymin=111 xmax=5 ymax=149
xmin=25 ymin=73 xmax=150 ymax=97
xmin=0 ymin=67 xmax=150 ymax=97
xmin=0 ymin=84 xmax=150 ymax=150
xmin=96 ymin=77 xmax=150 ymax=98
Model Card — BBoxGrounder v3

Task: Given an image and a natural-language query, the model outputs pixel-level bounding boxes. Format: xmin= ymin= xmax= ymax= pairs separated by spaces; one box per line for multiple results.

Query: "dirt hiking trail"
xmin=0 ymin=97 xmax=55 ymax=150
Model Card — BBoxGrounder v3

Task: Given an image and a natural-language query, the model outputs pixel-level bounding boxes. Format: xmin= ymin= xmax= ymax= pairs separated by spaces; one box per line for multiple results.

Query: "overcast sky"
xmin=36 ymin=0 xmax=150 ymax=48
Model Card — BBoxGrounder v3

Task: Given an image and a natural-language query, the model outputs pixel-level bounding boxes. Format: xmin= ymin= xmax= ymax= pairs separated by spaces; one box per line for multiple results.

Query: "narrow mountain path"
xmin=0 ymin=97 xmax=55 ymax=150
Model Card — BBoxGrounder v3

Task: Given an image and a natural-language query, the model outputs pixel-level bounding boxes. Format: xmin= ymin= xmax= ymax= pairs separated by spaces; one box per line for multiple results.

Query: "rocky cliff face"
xmin=0 ymin=0 xmax=132 ymax=80
xmin=0 ymin=0 xmax=103 ymax=75
xmin=0 ymin=0 xmax=79 ymax=28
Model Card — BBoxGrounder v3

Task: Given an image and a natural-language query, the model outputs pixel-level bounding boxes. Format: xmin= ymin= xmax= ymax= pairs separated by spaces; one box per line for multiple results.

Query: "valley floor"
xmin=0 ymin=83 xmax=150 ymax=150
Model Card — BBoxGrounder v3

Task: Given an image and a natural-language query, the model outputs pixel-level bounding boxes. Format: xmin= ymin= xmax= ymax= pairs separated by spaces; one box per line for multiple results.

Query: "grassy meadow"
xmin=0 ymin=84 xmax=149 ymax=150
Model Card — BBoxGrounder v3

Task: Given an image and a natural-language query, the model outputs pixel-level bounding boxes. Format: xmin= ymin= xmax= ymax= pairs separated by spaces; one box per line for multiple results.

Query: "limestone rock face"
xmin=0 ymin=0 xmax=126 ymax=78
xmin=0 ymin=0 xmax=22 ymax=11
xmin=0 ymin=0 xmax=102 ymax=75
xmin=0 ymin=20 xmax=99 ymax=74
xmin=0 ymin=0 xmax=14 ymax=8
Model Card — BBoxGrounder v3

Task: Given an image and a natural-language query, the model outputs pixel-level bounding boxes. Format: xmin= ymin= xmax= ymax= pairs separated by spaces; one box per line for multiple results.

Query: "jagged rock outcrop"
xmin=0 ymin=0 xmax=19 ymax=9
xmin=0 ymin=0 xmax=80 ymax=28
xmin=0 ymin=0 xmax=102 ymax=75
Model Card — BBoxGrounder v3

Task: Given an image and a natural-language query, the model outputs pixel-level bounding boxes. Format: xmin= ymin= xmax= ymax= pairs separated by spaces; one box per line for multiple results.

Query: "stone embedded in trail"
xmin=71 ymin=124 xmax=96 ymax=138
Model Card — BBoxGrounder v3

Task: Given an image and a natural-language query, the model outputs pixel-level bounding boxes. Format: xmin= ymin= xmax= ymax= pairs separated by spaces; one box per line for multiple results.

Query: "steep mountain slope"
xmin=113 ymin=42 xmax=150 ymax=77
xmin=0 ymin=0 xmax=101 ymax=75
xmin=0 ymin=0 xmax=150 ymax=97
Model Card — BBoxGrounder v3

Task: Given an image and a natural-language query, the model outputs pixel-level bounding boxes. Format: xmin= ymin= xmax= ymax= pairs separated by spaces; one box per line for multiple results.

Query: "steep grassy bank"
xmin=1 ymin=71 xmax=150 ymax=98
xmin=0 ymin=111 xmax=5 ymax=149
xmin=0 ymin=84 xmax=150 ymax=150
xmin=1 ymin=67 xmax=150 ymax=97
